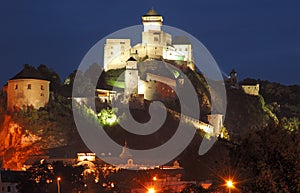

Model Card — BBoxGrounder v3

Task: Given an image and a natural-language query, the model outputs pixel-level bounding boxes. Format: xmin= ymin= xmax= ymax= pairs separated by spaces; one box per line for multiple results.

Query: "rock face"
xmin=0 ymin=115 xmax=42 ymax=170
xmin=0 ymin=112 xmax=71 ymax=170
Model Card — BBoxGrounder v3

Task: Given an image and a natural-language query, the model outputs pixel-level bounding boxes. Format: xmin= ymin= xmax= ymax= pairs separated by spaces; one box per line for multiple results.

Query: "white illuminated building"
xmin=103 ymin=9 xmax=195 ymax=71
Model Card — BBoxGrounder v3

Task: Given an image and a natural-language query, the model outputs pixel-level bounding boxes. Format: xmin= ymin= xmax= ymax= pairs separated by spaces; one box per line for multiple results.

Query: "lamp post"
xmin=57 ymin=177 xmax=61 ymax=193
xmin=226 ymin=179 xmax=234 ymax=193
xmin=147 ymin=187 xmax=155 ymax=193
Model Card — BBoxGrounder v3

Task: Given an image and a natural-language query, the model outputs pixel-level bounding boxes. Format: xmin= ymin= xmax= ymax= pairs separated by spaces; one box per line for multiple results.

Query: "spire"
xmin=144 ymin=8 xmax=160 ymax=16
xmin=119 ymin=141 xmax=133 ymax=159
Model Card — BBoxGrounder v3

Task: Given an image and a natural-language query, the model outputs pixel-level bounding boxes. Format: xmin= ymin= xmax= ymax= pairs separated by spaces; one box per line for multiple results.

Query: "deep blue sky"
xmin=1 ymin=0 xmax=299 ymax=86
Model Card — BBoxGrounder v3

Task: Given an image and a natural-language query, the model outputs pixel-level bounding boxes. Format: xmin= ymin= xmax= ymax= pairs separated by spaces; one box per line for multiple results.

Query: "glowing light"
xmin=98 ymin=108 xmax=118 ymax=126
xmin=226 ymin=180 xmax=234 ymax=188
xmin=57 ymin=177 xmax=61 ymax=182
xmin=147 ymin=187 xmax=156 ymax=193
xmin=153 ymin=176 xmax=157 ymax=181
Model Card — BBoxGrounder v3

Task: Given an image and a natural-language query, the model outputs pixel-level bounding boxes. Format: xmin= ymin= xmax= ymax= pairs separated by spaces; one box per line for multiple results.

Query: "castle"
xmin=104 ymin=8 xmax=195 ymax=71
xmin=101 ymin=9 xmax=224 ymax=137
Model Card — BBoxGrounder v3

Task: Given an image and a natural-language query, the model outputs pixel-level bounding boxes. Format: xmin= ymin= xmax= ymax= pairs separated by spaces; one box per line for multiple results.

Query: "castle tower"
xmin=142 ymin=8 xmax=163 ymax=32
xmin=119 ymin=141 xmax=133 ymax=160
xmin=207 ymin=114 xmax=223 ymax=137
xmin=228 ymin=69 xmax=238 ymax=87
xmin=6 ymin=65 xmax=50 ymax=112
xmin=142 ymin=9 xmax=172 ymax=47
xmin=124 ymin=57 xmax=138 ymax=101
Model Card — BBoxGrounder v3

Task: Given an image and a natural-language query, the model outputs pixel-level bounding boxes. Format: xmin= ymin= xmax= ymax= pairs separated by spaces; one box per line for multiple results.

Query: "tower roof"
xmin=9 ymin=64 xmax=48 ymax=81
xmin=173 ymin=36 xmax=191 ymax=45
xmin=127 ymin=57 xmax=137 ymax=62
xmin=144 ymin=8 xmax=160 ymax=16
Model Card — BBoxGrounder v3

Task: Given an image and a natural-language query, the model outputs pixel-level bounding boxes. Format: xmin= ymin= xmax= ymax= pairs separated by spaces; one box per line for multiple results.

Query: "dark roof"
xmin=144 ymin=8 xmax=160 ymax=16
xmin=230 ymin=69 xmax=237 ymax=74
xmin=0 ymin=170 xmax=25 ymax=183
xmin=173 ymin=36 xmax=191 ymax=45
xmin=10 ymin=64 xmax=48 ymax=81
xmin=127 ymin=57 xmax=137 ymax=62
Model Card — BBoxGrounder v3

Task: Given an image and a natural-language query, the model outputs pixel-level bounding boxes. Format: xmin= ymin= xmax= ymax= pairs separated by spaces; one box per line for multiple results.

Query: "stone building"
xmin=6 ymin=65 xmax=50 ymax=112
xmin=103 ymin=9 xmax=194 ymax=71
xmin=0 ymin=170 xmax=24 ymax=193
xmin=241 ymin=84 xmax=260 ymax=96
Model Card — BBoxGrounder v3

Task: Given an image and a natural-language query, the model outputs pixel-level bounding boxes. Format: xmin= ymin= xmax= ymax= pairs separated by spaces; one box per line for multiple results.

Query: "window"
xmin=154 ymin=37 xmax=159 ymax=42
xmin=41 ymin=93 xmax=44 ymax=97
xmin=27 ymin=84 xmax=31 ymax=89
xmin=185 ymin=48 xmax=188 ymax=51
xmin=7 ymin=186 xmax=11 ymax=192
xmin=111 ymin=51 xmax=113 ymax=55
xmin=15 ymin=85 xmax=18 ymax=90
xmin=41 ymin=85 xmax=44 ymax=90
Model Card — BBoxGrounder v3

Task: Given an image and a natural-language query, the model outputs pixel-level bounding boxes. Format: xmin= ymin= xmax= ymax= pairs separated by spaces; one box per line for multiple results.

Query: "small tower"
xmin=228 ymin=69 xmax=238 ymax=87
xmin=141 ymin=9 xmax=171 ymax=47
xmin=119 ymin=141 xmax=133 ymax=160
xmin=142 ymin=8 xmax=163 ymax=32
xmin=124 ymin=57 xmax=138 ymax=101
xmin=6 ymin=65 xmax=50 ymax=112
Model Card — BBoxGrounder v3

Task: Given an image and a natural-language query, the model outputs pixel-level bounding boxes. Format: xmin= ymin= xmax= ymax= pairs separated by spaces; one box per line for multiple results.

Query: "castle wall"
xmin=241 ymin=84 xmax=260 ymax=96
xmin=207 ymin=114 xmax=223 ymax=137
xmin=144 ymin=80 xmax=176 ymax=101
xmin=142 ymin=30 xmax=172 ymax=46
xmin=7 ymin=79 xmax=50 ymax=111
xmin=104 ymin=39 xmax=131 ymax=71
xmin=124 ymin=69 xmax=139 ymax=100
xmin=173 ymin=45 xmax=192 ymax=61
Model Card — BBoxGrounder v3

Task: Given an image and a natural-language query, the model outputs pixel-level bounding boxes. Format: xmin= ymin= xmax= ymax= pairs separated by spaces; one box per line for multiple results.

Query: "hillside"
xmin=0 ymin=64 xmax=298 ymax=173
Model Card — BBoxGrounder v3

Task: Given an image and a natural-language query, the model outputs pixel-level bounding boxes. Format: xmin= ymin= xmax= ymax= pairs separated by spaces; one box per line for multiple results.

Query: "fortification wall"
xmin=7 ymin=79 xmax=50 ymax=111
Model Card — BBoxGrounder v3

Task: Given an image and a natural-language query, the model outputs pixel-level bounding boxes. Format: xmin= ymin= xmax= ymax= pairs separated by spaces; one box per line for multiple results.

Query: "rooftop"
xmin=9 ymin=64 xmax=48 ymax=81
xmin=173 ymin=36 xmax=191 ymax=45
xmin=144 ymin=8 xmax=160 ymax=16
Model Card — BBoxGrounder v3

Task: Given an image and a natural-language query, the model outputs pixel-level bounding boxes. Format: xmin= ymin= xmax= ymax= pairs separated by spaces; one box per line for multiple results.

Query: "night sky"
xmin=0 ymin=0 xmax=299 ymax=86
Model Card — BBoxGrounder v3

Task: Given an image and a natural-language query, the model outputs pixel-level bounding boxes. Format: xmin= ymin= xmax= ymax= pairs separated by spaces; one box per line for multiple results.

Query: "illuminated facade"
xmin=241 ymin=84 xmax=260 ymax=96
xmin=103 ymin=9 xmax=195 ymax=71
xmin=6 ymin=65 xmax=50 ymax=112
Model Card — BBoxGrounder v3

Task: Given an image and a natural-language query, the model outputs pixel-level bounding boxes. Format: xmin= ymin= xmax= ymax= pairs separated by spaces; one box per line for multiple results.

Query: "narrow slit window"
xmin=27 ymin=84 xmax=31 ymax=89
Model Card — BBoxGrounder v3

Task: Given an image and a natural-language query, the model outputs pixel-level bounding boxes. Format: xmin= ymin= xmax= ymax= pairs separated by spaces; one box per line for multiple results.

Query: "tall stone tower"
xmin=142 ymin=9 xmax=171 ymax=47
xmin=124 ymin=57 xmax=138 ymax=101
xmin=6 ymin=65 xmax=50 ymax=112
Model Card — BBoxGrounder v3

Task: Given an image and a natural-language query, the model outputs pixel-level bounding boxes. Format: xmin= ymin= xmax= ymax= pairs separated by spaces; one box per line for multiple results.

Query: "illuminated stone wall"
xmin=241 ymin=84 xmax=260 ymax=96
xmin=208 ymin=114 xmax=223 ymax=136
xmin=7 ymin=79 xmax=50 ymax=111
xmin=104 ymin=39 xmax=131 ymax=71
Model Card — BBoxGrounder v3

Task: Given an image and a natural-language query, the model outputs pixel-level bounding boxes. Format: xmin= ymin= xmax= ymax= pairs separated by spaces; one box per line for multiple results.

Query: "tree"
xmin=229 ymin=125 xmax=300 ymax=192
xmin=17 ymin=161 xmax=85 ymax=193
xmin=37 ymin=64 xmax=62 ymax=93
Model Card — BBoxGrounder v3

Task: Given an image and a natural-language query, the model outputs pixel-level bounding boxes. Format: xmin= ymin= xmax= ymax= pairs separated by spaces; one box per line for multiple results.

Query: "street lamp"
xmin=147 ymin=187 xmax=156 ymax=193
xmin=225 ymin=179 xmax=234 ymax=193
xmin=57 ymin=177 xmax=61 ymax=193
